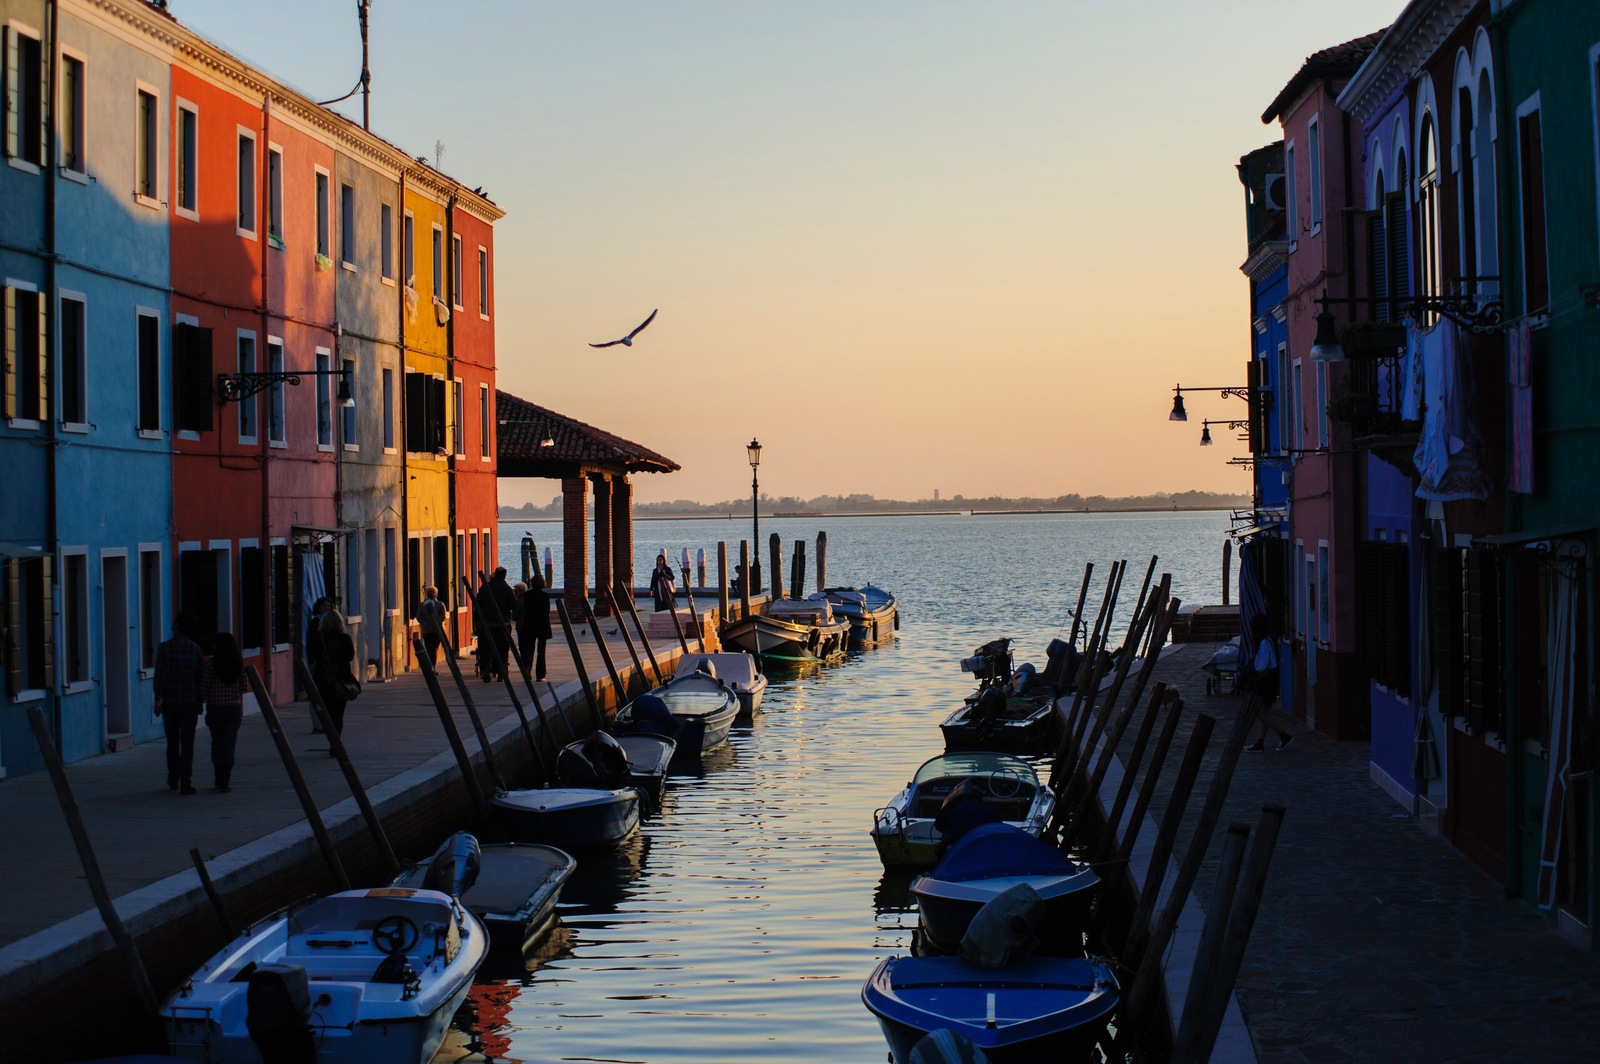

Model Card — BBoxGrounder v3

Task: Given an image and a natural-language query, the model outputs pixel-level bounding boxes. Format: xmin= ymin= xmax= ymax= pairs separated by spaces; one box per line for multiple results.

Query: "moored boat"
xmin=871 ymin=751 xmax=1056 ymax=870
xmin=162 ymin=885 xmax=488 ymax=1064
xmin=558 ymin=728 xmax=675 ymax=803
xmin=491 ymin=785 xmax=642 ymax=849
xmin=861 ymin=953 xmax=1119 ymax=1064
xmin=940 ymin=687 xmax=1059 ymax=754
xmin=675 ymin=651 xmax=768 ymax=714
xmin=392 ymin=833 xmax=576 ymax=956
xmin=821 ymin=584 xmax=898 ymax=645
xmin=910 ymin=823 xmax=1099 ymax=954
xmin=614 ymin=670 xmax=740 ymax=756
xmin=721 ymin=597 xmax=850 ymax=662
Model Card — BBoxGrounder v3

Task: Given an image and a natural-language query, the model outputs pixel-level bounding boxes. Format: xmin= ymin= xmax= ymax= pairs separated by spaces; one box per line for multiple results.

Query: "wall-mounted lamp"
xmin=1168 ymin=384 xmax=1251 ymax=423
xmin=218 ymin=367 xmax=354 ymax=407
xmin=1199 ymin=419 xmax=1249 ymax=446
xmin=1308 ymin=283 xmax=1506 ymax=353
xmin=1309 ymin=302 xmax=1343 ymax=362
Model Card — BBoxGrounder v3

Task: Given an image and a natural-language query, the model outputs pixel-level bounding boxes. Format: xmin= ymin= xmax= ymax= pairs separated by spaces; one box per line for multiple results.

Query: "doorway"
xmin=102 ymin=554 xmax=131 ymax=738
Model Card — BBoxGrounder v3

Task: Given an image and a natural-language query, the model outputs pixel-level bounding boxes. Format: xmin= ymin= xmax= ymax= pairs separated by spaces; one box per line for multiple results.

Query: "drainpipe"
xmin=45 ymin=0 xmax=61 ymax=753
xmin=397 ymin=170 xmax=409 ymax=678
xmin=260 ymin=95 xmax=274 ymax=696
xmin=445 ymin=194 xmax=457 ymax=637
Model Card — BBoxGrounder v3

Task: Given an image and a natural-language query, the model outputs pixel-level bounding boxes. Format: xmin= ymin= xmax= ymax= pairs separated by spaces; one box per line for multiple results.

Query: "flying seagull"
xmin=589 ymin=309 xmax=658 ymax=348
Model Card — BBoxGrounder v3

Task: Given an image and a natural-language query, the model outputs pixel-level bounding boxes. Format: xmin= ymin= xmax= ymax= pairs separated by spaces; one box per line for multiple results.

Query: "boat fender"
xmin=807 ymin=628 xmax=821 ymax=653
xmin=893 ymin=610 xmax=900 ymax=631
xmin=245 ymin=963 xmax=316 ymax=1064
xmin=959 ymin=882 xmax=1045 ymax=969
xmin=909 ymin=1028 xmax=984 ymax=1064
xmin=422 ymin=832 xmax=482 ymax=898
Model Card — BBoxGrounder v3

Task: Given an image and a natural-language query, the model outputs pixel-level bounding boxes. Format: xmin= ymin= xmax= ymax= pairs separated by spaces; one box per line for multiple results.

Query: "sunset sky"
xmin=176 ymin=0 xmax=1398 ymax=506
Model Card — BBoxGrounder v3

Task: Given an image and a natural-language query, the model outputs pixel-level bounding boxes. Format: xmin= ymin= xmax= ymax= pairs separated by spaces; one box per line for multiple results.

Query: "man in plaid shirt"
xmin=155 ymin=611 xmax=204 ymax=795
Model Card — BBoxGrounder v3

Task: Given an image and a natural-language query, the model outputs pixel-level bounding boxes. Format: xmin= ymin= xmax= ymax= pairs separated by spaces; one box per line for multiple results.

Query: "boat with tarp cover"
xmin=870 ymin=751 xmax=1056 ymax=869
xmin=614 ymin=670 xmax=740 ymax=756
xmin=721 ymin=596 xmax=850 ymax=662
xmin=821 ymin=584 xmax=899 ymax=646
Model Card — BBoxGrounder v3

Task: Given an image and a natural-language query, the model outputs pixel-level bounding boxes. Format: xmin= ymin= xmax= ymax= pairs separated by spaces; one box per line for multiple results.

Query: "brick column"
xmin=562 ymin=476 xmax=588 ymax=618
xmin=592 ymin=473 xmax=613 ymax=615
xmin=612 ymin=476 xmax=634 ymax=613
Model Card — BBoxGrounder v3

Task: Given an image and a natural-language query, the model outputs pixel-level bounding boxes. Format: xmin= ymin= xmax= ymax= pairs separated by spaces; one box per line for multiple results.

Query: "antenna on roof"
xmin=317 ymin=1 xmax=374 ymax=130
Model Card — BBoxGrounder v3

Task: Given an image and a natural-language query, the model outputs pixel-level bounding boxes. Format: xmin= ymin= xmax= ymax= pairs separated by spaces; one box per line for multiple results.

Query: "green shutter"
xmin=3 ymin=286 xmax=15 ymax=421
xmin=33 ymin=285 xmax=47 ymax=422
xmin=4 ymin=27 xmax=17 ymax=159
xmin=4 ymin=559 xmax=18 ymax=697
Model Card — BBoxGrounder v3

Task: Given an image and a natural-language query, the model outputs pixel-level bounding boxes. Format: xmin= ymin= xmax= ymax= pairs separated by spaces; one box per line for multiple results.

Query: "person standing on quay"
xmin=516 ymin=572 xmax=552 ymax=681
xmin=306 ymin=595 xmax=332 ymax=733
xmin=650 ymin=553 xmax=676 ymax=613
xmin=1244 ymin=613 xmax=1294 ymax=752
xmin=485 ymin=567 xmax=518 ymax=681
xmin=417 ymin=585 xmax=447 ymax=665
xmin=200 ymin=632 xmax=247 ymax=792
xmin=154 ymin=611 xmax=204 ymax=795
xmin=311 ymin=609 xmax=358 ymax=742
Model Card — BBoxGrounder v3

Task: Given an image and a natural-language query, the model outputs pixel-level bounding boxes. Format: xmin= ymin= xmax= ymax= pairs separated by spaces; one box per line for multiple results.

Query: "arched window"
xmin=1390 ymin=146 xmax=1412 ymax=310
xmin=1458 ymin=86 xmax=1477 ymax=280
xmin=1475 ymin=68 xmax=1498 ymax=292
xmin=1419 ymin=116 xmax=1443 ymax=311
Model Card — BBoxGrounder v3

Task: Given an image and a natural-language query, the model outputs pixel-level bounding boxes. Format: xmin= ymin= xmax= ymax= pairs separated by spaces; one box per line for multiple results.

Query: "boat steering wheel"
xmin=371 ymin=915 xmax=419 ymax=956
xmin=986 ymin=767 xmax=1025 ymax=799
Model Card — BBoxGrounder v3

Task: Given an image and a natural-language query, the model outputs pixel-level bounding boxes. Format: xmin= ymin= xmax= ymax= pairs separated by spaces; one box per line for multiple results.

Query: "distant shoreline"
xmin=500 ymin=505 xmax=1239 ymax=523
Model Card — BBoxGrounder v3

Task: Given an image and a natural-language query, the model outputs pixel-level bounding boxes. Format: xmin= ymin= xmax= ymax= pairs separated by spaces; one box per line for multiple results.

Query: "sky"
xmin=171 ymin=0 xmax=1400 ymax=507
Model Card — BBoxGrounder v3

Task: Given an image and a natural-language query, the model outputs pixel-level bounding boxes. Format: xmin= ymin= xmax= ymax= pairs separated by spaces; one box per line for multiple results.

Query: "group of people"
xmin=153 ymin=611 xmax=247 ymax=795
xmin=416 ymin=566 xmax=552 ymax=683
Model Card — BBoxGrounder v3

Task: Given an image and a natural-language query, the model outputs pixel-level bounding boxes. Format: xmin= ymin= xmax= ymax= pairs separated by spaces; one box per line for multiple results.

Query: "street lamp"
xmin=1168 ymin=384 xmax=1253 ymax=422
xmin=747 ymin=438 xmax=762 ymax=593
xmin=217 ymin=367 xmax=354 ymax=407
xmin=1199 ymin=419 xmax=1249 ymax=446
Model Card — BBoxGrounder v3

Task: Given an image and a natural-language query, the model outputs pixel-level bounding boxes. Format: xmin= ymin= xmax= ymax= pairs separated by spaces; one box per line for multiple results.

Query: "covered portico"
xmin=496 ymin=390 xmax=679 ymax=617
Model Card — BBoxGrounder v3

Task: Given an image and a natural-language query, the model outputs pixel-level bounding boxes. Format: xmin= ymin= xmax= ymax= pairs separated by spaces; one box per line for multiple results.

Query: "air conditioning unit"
xmin=1263 ymin=173 xmax=1287 ymax=212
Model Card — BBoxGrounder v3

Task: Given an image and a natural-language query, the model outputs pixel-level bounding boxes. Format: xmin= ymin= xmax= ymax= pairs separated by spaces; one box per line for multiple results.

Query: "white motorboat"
xmin=871 ymin=751 xmax=1057 ymax=870
xmin=675 ymin=651 xmax=768 ymax=714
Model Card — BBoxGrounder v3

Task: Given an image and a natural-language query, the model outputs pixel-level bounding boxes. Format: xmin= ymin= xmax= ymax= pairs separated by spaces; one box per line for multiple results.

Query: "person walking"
xmin=516 ymin=571 xmax=553 ymax=681
xmin=417 ymin=585 xmax=447 ymax=665
xmin=154 ymin=611 xmax=204 ymax=795
xmin=649 ymin=553 xmax=676 ymax=613
xmin=200 ymin=631 xmax=247 ymax=792
xmin=311 ymin=609 xmax=358 ymax=742
xmin=306 ymin=596 xmax=332 ymax=733
xmin=484 ymin=567 xmax=517 ymax=681
xmin=1243 ymin=613 xmax=1294 ymax=751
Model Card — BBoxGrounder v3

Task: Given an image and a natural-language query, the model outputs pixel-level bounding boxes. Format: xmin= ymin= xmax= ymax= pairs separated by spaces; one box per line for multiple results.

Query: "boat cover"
xmin=626 ymin=695 xmax=678 ymax=736
xmin=769 ymin=597 xmax=835 ymax=623
xmin=932 ymin=824 xmax=1081 ymax=883
xmin=677 ymin=652 xmax=759 ymax=687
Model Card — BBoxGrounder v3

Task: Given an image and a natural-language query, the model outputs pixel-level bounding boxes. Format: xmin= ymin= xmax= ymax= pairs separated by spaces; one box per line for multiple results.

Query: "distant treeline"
xmin=500 ymin=489 xmax=1248 ymax=520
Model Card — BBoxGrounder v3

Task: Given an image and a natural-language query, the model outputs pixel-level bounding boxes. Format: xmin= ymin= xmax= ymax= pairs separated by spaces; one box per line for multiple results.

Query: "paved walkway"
xmin=1133 ymin=643 xmax=1600 ymax=1063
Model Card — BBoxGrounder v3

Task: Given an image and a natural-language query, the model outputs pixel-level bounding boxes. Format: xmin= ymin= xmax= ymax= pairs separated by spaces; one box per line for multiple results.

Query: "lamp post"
xmin=747 ymin=438 xmax=762 ymax=593
xmin=217 ymin=367 xmax=354 ymax=407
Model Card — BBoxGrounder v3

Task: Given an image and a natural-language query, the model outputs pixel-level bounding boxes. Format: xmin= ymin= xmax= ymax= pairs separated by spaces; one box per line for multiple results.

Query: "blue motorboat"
xmin=821 ymin=584 xmax=899 ymax=646
xmin=491 ymin=784 xmax=642 ymax=850
xmin=614 ymin=670 xmax=740 ymax=756
xmin=910 ymin=824 xmax=1099 ymax=954
xmin=862 ymin=953 xmax=1119 ymax=1064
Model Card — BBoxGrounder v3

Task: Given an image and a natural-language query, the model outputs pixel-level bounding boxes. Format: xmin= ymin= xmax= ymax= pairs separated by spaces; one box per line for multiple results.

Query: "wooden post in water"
xmin=544 ymin=547 xmax=555 ymax=589
xmin=554 ymin=598 xmax=603 ymax=726
xmin=600 ymin=584 xmax=650 ymax=696
xmin=739 ymin=541 xmax=753 ymax=618
xmin=792 ymin=539 xmax=806 ymax=600
xmin=1103 ymin=586 xmax=1177 ymax=723
xmin=681 ymin=567 xmax=709 ymax=653
xmin=717 ymin=541 xmax=730 ymax=621
xmin=816 ymin=531 xmax=827 ymax=591
xmin=769 ymin=532 xmax=785 ymax=600
xmin=1222 ymin=539 xmax=1232 ymax=606
xmin=1067 ymin=562 xmax=1094 ymax=650
xmin=1172 ymin=822 xmax=1251 ymax=1063
xmin=1094 ymin=685 xmax=1172 ymax=864
xmin=697 ymin=547 xmax=707 ymax=588
xmin=244 ymin=666 xmax=351 ymax=891
xmin=295 ymin=659 xmax=399 ymax=877
xmin=413 ymin=635 xmax=492 ymax=824
xmin=433 ymin=625 xmax=507 ymax=792
xmin=1096 ymin=693 xmax=1186 ymax=914
xmin=1124 ymin=556 xmax=1160 ymax=655
xmin=25 ymin=706 xmax=160 ymax=1018
xmin=190 ymin=847 xmax=239 ymax=942
xmin=579 ymin=595 xmax=629 ymax=702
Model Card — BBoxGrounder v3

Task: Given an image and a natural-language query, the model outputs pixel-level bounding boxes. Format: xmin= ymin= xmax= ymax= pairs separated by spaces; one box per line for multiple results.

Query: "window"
xmin=468 ymin=533 xmax=478 ymax=592
xmin=1307 ymin=116 xmax=1322 ymax=230
xmin=315 ymin=170 xmax=330 ymax=259
xmin=1315 ymin=360 xmax=1328 ymax=449
xmin=345 ymin=538 xmax=362 ymax=621
xmin=1291 ymin=360 xmax=1303 ymax=447
xmin=1418 ymin=116 xmax=1442 ymax=308
xmin=452 ymin=234 xmax=463 ymax=309
xmin=63 ymin=550 xmax=88 ymax=686
xmin=479 ymin=384 xmax=490 ymax=459
xmin=136 ymin=89 xmax=158 ymax=201
xmin=239 ymin=544 xmax=263 ymax=652
xmin=431 ymin=226 xmax=443 ymax=301
xmin=5 ymin=24 xmax=43 ymax=168
xmin=1356 ymin=540 xmax=1410 ymax=695
xmin=1457 ymin=88 xmax=1477 ymax=282
xmin=137 ymin=310 xmax=160 ymax=431
xmin=316 ymin=350 xmax=333 ymax=448
xmin=4 ymin=284 xmax=46 ymax=423
xmin=267 ymin=147 xmax=283 ymax=244
xmin=478 ymin=248 xmax=489 ymax=316
xmin=267 ymin=339 xmax=285 ymax=444
xmin=434 ymin=537 xmax=452 ymax=610
xmin=1518 ymin=103 xmax=1548 ymax=313
xmin=4 ymin=555 xmax=51 ymax=697
xmin=59 ymin=294 xmax=86 ymax=426
xmin=342 ymin=358 xmax=357 ymax=447
xmin=173 ymin=321 xmax=213 ymax=434
xmin=382 ymin=367 xmax=395 ymax=450
xmin=176 ymin=103 xmax=198 ymax=216
xmin=340 ymin=184 xmax=355 ymax=268
xmin=61 ymin=54 xmax=84 ymax=174
xmin=384 ymin=528 xmax=398 ymax=612
xmin=1284 ymin=143 xmax=1297 ymax=237
xmin=381 ymin=203 xmax=394 ymax=281
xmin=481 ymin=532 xmax=492 ymax=579
xmin=237 ymin=131 xmax=257 ymax=235
xmin=138 ymin=547 xmax=161 ymax=670
xmin=1317 ymin=544 xmax=1330 ymax=644
xmin=270 ymin=543 xmax=291 ymax=648
xmin=403 ymin=212 xmax=415 ymax=284
xmin=237 ymin=333 xmax=257 ymax=442
xmin=405 ymin=371 xmax=446 ymax=454
xmin=452 ymin=378 xmax=465 ymax=457
xmin=407 ymin=537 xmax=423 ymax=619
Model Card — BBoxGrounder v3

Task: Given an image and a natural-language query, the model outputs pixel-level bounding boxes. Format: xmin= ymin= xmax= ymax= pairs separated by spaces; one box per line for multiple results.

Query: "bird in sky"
xmin=589 ymin=309 xmax=658 ymax=348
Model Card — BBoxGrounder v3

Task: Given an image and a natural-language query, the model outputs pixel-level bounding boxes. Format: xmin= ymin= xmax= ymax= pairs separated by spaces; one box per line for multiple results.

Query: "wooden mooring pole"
xmin=619 ymin=588 xmax=667 ymax=688
xmin=739 ymin=540 xmax=753 ymax=619
xmin=463 ymin=574 xmax=551 ymax=777
xmin=816 ymin=531 xmax=827 ymax=591
xmin=1171 ymin=822 xmax=1251 ymax=1063
xmin=554 ymin=598 xmax=603 ymax=726
xmin=769 ymin=532 xmax=784 ymax=600
xmin=600 ymin=584 xmax=651 ymax=696
xmin=681 ymin=567 xmax=709 ymax=653
xmin=295 ymin=659 xmax=399 ymax=877
xmin=412 ymin=635 xmax=492 ymax=826
xmin=25 ymin=706 xmax=160 ymax=1018
xmin=717 ymin=541 xmax=730 ymax=621
xmin=579 ymin=595 xmax=631 ymax=702
xmin=189 ymin=847 xmax=238 ymax=942
xmin=1093 ymin=693 xmax=1186 ymax=923
xmin=1094 ymin=685 xmax=1174 ymax=865
xmin=1068 ymin=562 xmax=1093 ymax=649
xmin=432 ymin=626 xmax=508 ymax=792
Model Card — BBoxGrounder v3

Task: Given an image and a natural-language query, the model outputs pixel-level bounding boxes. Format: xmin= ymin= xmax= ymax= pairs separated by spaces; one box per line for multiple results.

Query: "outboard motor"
xmin=628 ymin=694 xmax=679 ymax=738
xmin=959 ymin=638 xmax=1013 ymax=688
xmin=558 ymin=745 xmax=600 ymax=787
xmin=1041 ymin=637 xmax=1071 ymax=685
xmin=422 ymin=831 xmax=481 ymax=898
xmin=245 ymin=963 xmax=316 ymax=1064
xmin=583 ymin=730 xmax=634 ymax=789
xmin=970 ymin=685 xmax=1007 ymax=736
xmin=694 ymin=659 xmax=718 ymax=680
xmin=1009 ymin=661 xmax=1038 ymax=696
xmin=959 ymin=882 xmax=1045 ymax=969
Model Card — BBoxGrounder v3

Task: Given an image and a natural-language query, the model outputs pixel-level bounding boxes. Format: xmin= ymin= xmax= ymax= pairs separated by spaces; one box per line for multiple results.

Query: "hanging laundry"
xmin=1508 ymin=321 xmax=1533 ymax=494
xmin=1399 ymin=320 xmax=1425 ymax=422
xmin=1413 ymin=320 xmax=1489 ymax=501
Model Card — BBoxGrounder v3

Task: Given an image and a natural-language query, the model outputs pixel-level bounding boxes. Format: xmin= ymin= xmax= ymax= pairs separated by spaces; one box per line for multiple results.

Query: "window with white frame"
xmin=1316 ymin=360 xmax=1328 ymax=449
xmin=5 ymin=22 xmax=44 ymax=168
xmin=316 ymin=350 xmax=333 ymax=448
xmin=468 ymin=532 xmax=478 ymax=590
xmin=382 ymin=366 xmax=395 ymax=450
xmin=315 ymin=169 xmax=330 ymax=259
xmin=384 ymin=527 xmax=398 ymax=612
xmin=457 ymin=533 xmax=467 ymax=604
xmin=137 ymin=309 xmax=160 ymax=432
xmin=267 ymin=339 xmax=286 ymax=444
xmin=267 ymin=146 xmax=283 ymax=244
xmin=1291 ymin=359 xmax=1303 ymax=447
xmin=432 ymin=225 xmax=444 ymax=302
xmin=381 ymin=203 xmax=394 ymax=281
xmin=239 ymin=543 xmax=263 ymax=652
xmin=60 ymin=52 xmax=85 ymax=175
xmin=4 ymin=282 xmax=46 ymax=424
xmin=270 ymin=542 xmax=291 ymax=649
xmin=1419 ymin=114 xmax=1443 ymax=308
xmin=403 ymin=212 xmax=415 ymax=284
xmin=1307 ymin=116 xmax=1322 ymax=231
xmin=1518 ymin=99 xmax=1548 ymax=313
xmin=342 ymin=358 xmax=357 ymax=447
xmin=479 ymin=384 xmax=490 ymax=459
xmin=345 ymin=537 xmax=362 ymax=623
xmin=237 ymin=130 xmax=257 ymax=235
xmin=1318 ymin=544 xmax=1331 ymax=644
xmin=59 ymin=293 xmax=86 ymax=427
xmin=1285 ymin=142 xmax=1298 ymax=237
xmin=136 ymin=88 xmax=158 ymax=202
xmin=452 ymin=234 xmax=463 ymax=309
xmin=177 ymin=102 xmax=199 ymax=217
xmin=478 ymin=247 xmax=488 ymax=317
xmin=4 ymin=554 xmax=51 ymax=697
xmin=452 ymin=378 xmax=465 ymax=457
xmin=237 ymin=332 xmax=257 ymax=443
xmin=62 ymin=549 xmax=89 ymax=687
xmin=340 ymin=184 xmax=356 ymax=268
xmin=138 ymin=547 xmax=161 ymax=670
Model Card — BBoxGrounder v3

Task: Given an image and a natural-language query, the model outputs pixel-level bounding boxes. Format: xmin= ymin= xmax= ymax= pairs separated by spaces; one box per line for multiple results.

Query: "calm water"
xmin=464 ymin=512 xmax=1231 ymax=1063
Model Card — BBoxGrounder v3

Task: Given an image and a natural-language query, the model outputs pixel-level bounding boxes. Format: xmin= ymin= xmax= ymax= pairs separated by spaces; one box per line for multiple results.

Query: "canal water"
xmin=464 ymin=511 xmax=1232 ymax=1062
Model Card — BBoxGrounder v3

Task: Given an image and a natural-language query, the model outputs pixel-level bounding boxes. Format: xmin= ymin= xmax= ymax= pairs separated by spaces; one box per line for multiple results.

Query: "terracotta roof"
xmin=496 ymin=390 xmax=680 ymax=478
xmin=1261 ymin=29 xmax=1387 ymax=123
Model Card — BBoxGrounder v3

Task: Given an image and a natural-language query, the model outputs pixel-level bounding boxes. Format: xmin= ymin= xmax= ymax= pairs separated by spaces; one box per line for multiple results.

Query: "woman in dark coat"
xmin=649 ymin=554 xmax=676 ymax=613
xmin=199 ymin=631 xmax=247 ymax=792
xmin=516 ymin=572 xmax=553 ymax=680
xmin=311 ymin=609 xmax=358 ymax=741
